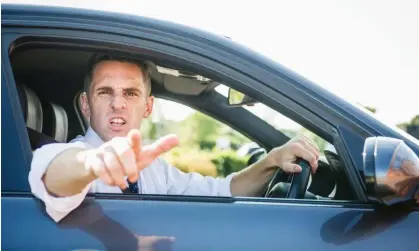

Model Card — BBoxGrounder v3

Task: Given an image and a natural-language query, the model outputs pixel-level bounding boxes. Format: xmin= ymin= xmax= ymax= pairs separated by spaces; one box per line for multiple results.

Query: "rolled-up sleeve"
xmin=28 ymin=141 xmax=93 ymax=222
xmin=162 ymin=159 xmax=236 ymax=197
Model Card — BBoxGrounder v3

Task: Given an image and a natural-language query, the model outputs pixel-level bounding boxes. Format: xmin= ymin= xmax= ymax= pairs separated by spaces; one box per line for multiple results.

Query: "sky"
xmin=4 ymin=0 xmax=419 ymax=128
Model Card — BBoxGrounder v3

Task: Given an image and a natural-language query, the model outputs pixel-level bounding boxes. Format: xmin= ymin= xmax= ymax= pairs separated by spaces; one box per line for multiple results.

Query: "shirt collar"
xmin=84 ymin=127 xmax=105 ymax=148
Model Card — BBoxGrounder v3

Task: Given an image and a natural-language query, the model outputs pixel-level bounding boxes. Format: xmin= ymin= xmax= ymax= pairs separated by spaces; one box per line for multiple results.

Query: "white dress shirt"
xmin=29 ymin=127 xmax=236 ymax=222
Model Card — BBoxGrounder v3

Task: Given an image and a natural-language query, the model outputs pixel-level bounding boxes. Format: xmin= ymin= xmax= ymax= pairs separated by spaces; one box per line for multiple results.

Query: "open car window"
xmin=11 ymin=36 xmax=357 ymax=202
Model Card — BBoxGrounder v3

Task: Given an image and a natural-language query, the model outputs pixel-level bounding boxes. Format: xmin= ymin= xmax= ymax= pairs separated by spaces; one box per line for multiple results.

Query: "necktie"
xmin=128 ymin=179 xmax=139 ymax=193
xmin=121 ymin=178 xmax=139 ymax=194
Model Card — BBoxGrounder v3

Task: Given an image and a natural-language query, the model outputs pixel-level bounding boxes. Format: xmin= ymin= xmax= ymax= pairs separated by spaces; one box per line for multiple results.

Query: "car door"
xmin=2 ymin=5 xmax=419 ymax=251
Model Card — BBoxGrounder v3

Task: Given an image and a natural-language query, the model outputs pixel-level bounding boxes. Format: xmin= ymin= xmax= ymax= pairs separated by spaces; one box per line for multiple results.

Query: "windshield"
xmin=216 ymin=84 xmax=419 ymax=148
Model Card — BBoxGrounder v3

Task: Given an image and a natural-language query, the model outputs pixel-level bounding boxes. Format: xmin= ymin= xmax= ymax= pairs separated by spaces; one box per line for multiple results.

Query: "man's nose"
xmin=110 ymin=95 xmax=127 ymax=110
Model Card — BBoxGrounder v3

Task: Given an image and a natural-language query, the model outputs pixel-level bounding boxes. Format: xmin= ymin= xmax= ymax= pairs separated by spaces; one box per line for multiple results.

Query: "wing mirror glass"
xmin=363 ymin=136 xmax=419 ymax=206
xmin=228 ymin=88 xmax=257 ymax=107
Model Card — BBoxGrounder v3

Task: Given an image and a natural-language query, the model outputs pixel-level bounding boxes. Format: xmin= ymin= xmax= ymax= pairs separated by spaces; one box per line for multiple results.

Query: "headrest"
xmin=41 ymin=100 xmax=69 ymax=143
xmin=16 ymin=83 xmax=68 ymax=143
xmin=16 ymin=83 xmax=43 ymax=132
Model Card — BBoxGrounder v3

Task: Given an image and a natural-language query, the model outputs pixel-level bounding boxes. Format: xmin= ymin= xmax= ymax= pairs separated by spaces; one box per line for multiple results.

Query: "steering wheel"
xmin=264 ymin=158 xmax=312 ymax=199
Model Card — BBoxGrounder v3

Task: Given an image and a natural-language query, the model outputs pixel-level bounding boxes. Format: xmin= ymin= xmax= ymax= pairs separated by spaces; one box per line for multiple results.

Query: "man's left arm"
xmin=230 ymin=136 xmax=320 ymax=197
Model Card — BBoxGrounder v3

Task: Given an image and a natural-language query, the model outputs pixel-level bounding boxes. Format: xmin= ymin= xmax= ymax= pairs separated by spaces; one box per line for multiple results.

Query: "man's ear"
xmin=144 ymin=96 xmax=154 ymax=118
xmin=80 ymin=92 xmax=91 ymax=119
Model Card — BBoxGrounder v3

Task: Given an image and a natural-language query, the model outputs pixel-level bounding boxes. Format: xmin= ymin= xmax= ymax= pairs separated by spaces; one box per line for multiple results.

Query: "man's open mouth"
xmin=109 ymin=117 xmax=127 ymax=126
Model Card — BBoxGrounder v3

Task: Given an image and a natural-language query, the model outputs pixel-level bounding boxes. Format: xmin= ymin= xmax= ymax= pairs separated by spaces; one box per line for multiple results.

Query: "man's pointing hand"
xmin=79 ymin=129 xmax=179 ymax=189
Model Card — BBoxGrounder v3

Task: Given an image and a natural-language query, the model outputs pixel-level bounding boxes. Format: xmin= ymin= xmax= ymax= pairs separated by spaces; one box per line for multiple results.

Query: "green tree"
xmin=363 ymin=106 xmax=377 ymax=114
xmin=397 ymin=115 xmax=419 ymax=139
xmin=178 ymin=112 xmax=222 ymax=147
xmin=221 ymin=127 xmax=251 ymax=150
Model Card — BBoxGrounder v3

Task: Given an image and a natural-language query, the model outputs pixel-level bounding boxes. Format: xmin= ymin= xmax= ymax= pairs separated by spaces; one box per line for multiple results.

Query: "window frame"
xmin=1 ymin=34 xmax=33 ymax=192
xmin=3 ymin=26 xmax=367 ymax=203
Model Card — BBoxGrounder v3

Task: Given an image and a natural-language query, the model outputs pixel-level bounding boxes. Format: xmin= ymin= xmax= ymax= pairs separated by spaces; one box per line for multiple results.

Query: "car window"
xmin=10 ymin=35 xmax=355 ymax=202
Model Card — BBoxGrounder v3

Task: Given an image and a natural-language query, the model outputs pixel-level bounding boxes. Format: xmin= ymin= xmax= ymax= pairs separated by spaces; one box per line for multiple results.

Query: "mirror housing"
xmin=228 ymin=88 xmax=257 ymax=107
xmin=362 ymin=136 xmax=419 ymax=206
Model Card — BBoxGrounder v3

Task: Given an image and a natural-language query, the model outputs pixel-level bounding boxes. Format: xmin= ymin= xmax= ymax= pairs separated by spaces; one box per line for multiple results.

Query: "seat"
xmin=16 ymin=83 xmax=43 ymax=132
xmin=16 ymin=83 xmax=66 ymax=149
xmin=41 ymin=99 xmax=69 ymax=143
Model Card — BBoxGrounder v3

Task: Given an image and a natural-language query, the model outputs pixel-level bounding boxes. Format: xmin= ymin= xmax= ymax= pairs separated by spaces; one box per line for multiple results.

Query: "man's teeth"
xmin=111 ymin=118 xmax=125 ymax=124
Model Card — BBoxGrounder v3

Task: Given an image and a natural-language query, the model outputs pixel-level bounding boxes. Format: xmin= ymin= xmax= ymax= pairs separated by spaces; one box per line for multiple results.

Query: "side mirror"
xmin=363 ymin=136 xmax=419 ymax=206
xmin=228 ymin=88 xmax=257 ymax=107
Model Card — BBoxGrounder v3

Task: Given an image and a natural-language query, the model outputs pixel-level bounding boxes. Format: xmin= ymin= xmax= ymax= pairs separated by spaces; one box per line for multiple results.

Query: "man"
xmin=29 ymin=53 xmax=319 ymax=223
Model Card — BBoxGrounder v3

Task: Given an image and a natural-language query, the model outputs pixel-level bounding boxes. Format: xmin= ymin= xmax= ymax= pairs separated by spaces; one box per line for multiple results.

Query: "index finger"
xmin=128 ymin=129 xmax=142 ymax=156
xmin=136 ymin=134 xmax=179 ymax=169
xmin=142 ymin=134 xmax=179 ymax=159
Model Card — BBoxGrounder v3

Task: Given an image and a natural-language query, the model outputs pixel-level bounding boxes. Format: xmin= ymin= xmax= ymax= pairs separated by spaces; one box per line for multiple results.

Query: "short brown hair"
xmin=84 ymin=52 xmax=152 ymax=96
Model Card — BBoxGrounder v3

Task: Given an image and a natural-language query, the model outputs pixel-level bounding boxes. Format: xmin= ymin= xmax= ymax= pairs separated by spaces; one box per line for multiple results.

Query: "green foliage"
xmin=163 ymin=147 xmax=248 ymax=177
xmin=220 ymin=127 xmax=251 ymax=150
xmin=210 ymin=150 xmax=249 ymax=177
xmin=179 ymin=112 xmax=222 ymax=146
xmin=163 ymin=147 xmax=218 ymax=177
xmin=199 ymin=139 xmax=217 ymax=150
xmin=364 ymin=106 xmax=377 ymax=114
xmin=397 ymin=115 xmax=419 ymax=139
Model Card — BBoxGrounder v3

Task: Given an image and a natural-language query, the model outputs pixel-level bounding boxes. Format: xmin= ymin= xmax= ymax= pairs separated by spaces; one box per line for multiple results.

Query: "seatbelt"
xmin=27 ymin=127 xmax=58 ymax=149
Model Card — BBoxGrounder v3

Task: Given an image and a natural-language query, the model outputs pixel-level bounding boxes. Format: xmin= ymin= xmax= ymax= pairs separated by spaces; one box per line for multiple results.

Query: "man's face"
xmin=81 ymin=60 xmax=153 ymax=142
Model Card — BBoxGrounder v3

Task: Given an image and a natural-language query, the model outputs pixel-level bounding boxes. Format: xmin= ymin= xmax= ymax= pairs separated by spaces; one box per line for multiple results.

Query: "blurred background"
xmin=5 ymin=0 xmax=418 ymax=177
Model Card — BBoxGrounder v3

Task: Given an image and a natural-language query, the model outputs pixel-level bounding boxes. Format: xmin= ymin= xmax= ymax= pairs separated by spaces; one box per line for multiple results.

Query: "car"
xmin=2 ymin=3 xmax=418 ymax=251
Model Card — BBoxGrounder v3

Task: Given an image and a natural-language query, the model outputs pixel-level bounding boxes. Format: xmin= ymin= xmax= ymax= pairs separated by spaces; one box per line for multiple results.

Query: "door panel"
xmin=1 ymin=63 xmax=32 ymax=192
xmin=2 ymin=195 xmax=418 ymax=251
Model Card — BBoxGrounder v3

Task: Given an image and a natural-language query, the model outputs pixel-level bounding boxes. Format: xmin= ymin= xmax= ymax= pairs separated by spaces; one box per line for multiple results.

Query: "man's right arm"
xmin=29 ymin=129 xmax=179 ymax=222
xmin=29 ymin=141 xmax=96 ymax=222
xmin=42 ymin=147 xmax=96 ymax=197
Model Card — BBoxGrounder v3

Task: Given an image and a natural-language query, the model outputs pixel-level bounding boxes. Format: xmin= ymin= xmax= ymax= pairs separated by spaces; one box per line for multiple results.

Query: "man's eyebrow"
xmin=95 ymin=86 xmax=113 ymax=92
xmin=124 ymin=87 xmax=142 ymax=93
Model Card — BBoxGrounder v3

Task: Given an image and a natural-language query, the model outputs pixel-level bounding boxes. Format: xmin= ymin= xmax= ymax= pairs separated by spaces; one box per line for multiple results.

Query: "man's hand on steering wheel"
xmin=227 ymin=134 xmax=320 ymax=198
xmin=265 ymin=135 xmax=320 ymax=174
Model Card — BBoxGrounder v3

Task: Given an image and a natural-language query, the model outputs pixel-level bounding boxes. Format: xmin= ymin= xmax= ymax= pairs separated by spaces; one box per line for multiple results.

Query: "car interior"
xmin=8 ymin=37 xmax=357 ymax=201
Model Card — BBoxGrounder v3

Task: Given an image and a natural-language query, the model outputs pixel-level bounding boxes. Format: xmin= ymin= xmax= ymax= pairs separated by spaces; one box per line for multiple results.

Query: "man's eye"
xmin=98 ymin=90 xmax=111 ymax=95
xmin=126 ymin=92 xmax=139 ymax=97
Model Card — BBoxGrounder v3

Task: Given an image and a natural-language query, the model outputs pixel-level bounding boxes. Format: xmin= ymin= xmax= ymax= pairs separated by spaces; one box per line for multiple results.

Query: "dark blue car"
xmin=2 ymin=4 xmax=418 ymax=251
